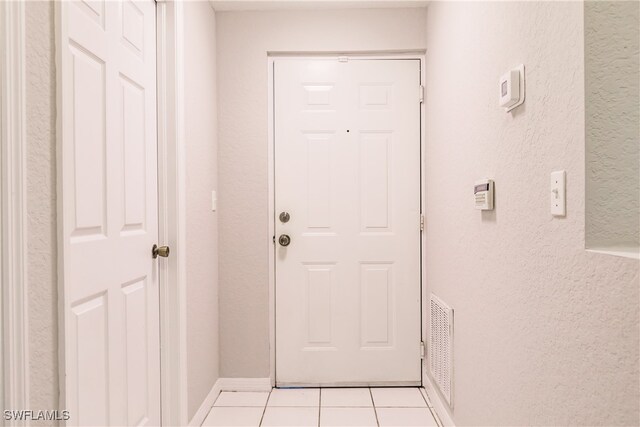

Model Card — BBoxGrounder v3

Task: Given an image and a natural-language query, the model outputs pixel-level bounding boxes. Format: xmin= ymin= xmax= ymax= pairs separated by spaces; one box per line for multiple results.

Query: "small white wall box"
xmin=499 ymin=64 xmax=525 ymax=112
xmin=474 ymin=179 xmax=494 ymax=210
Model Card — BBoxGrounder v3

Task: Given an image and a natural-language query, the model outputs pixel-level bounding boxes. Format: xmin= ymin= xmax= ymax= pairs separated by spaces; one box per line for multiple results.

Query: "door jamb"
xmin=156 ymin=1 xmax=189 ymax=425
xmin=55 ymin=1 xmax=189 ymax=425
xmin=267 ymin=52 xmax=427 ymax=387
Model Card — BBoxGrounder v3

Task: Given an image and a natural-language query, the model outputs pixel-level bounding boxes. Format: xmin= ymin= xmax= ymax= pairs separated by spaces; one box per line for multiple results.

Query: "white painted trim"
xmin=188 ymin=380 xmax=222 ymax=427
xmin=0 ymin=0 xmax=30 ymax=415
xmin=423 ymin=375 xmax=456 ymax=427
xmin=210 ymin=2 xmax=431 ymax=12
xmin=268 ymin=49 xmax=426 ymax=57
xmin=418 ymin=54 xmax=427 ymax=392
xmin=216 ymin=378 xmax=273 ymax=392
xmin=267 ymin=58 xmax=276 ymax=388
xmin=53 ymin=1 xmax=66 ymax=412
xmin=157 ymin=1 xmax=189 ymax=425
xmin=267 ymin=53 xmax=426 ymax=386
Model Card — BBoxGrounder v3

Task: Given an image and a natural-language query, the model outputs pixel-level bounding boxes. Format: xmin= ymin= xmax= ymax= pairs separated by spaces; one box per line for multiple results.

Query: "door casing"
xmin=267 ymin=52 xmax=427 ymax=388
xmin=1 ymin=0 xmax=29 ymax=415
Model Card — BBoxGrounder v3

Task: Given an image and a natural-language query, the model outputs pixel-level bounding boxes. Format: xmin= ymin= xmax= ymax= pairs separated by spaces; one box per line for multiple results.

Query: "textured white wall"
xmin=25 ymin=0 xmax=58 ymax=415
xmin=585 ymin=1 xmax=640 ymax=252
xmin=216 ymin=8 xmax=427 ymax=378
xmin=424 ymin=2 xmax=639 ymax=425
xmin=183 ymin=1 xmax=220 ymax=421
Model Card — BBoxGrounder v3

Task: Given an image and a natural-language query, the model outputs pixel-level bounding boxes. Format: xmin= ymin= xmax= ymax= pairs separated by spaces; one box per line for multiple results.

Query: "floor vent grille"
xmin=430 ymin=294 xmax=453 ymax=407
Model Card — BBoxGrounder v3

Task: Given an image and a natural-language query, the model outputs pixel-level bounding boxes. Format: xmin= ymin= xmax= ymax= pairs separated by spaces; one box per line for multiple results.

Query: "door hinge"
xmin=419 ymin=85 xmax=424 ymax=103
xmin=420 ymin=214 xmax=425 ymax=231
xmin=420 ymin=341 xmax=425 ymax=359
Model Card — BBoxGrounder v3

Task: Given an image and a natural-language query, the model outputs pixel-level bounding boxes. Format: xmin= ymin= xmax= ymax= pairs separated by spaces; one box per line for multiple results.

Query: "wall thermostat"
xmin=474 ymin=179 xmax=494 ymax=210
xmin=499 ymin=64 xmax=525 ymax=112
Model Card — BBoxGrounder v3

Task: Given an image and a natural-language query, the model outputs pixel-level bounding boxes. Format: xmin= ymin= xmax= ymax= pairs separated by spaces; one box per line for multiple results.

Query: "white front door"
xmin=59 ymin=1 xmax=161 ymax=425
xmin=274 ymin=58 xmax=422 ymax=386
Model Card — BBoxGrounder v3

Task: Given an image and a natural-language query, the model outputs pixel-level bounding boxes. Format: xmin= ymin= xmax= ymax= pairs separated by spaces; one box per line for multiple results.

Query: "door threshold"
xmin=276 ymin=381 xmax=421 ymax=388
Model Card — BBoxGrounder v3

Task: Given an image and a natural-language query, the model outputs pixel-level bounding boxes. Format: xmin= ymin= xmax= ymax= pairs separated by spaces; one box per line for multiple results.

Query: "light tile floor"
xmin=202 ymin=387 xmax=439 ymax=427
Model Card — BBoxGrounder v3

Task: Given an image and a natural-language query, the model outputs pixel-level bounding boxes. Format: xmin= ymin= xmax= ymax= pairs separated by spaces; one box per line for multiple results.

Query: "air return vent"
xmin=430 ymin=294 xmax=453 ymax=407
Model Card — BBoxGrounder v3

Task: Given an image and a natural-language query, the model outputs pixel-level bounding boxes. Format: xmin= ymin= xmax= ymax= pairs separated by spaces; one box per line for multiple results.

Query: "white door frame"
xmin=55 ymin=1 xmax=189 ymax=425
xmin=0 ymin=0 xmax=30 ymax=416
xmin=155 ymin=1 xmax=189 ymax=424
xmin=267 ymin=51 xmax=427 ymax=387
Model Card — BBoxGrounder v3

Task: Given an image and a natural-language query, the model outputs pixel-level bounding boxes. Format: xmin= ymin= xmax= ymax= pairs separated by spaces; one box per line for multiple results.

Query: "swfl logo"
xmin=4 ymin=410 xmax=70 ymax=421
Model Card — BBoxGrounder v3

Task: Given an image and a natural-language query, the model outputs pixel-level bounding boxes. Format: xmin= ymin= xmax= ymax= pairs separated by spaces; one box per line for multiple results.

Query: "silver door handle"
xmin=278 ymin=234 xmax=291 ymax=247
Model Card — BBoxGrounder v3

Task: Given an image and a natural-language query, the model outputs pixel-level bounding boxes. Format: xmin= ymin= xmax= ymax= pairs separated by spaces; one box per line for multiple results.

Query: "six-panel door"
xmin=275 ymin=59 xmax=422 ymax=386
xmin=60 ymin=1 xmax=160 ymax=425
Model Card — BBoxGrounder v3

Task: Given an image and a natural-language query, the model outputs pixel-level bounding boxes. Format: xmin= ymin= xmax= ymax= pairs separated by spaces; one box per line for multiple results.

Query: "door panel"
xmin=275 ymin=59 xmax=421 ymax=386
xmin=60 ymin=1 xmax=160 ymax=425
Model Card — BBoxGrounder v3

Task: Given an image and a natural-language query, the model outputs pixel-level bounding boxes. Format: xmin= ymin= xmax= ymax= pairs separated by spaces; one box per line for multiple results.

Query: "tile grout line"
xmin=318 ymin=388 xmax=322 ymax=427
xmin=200 ymin=403 xmax=215 ymax=427
xmin=418 ymin=387 xmax=442 ymax=427
xmin=200 ymin=389 xmax=225 ymax=426
xmin=258 ymin=388 xmax=273 ymax=427
xmin=369 ymin=388 xmax=380 ymax=427
xmin=431 ymin=409 xmax=444 ymax=427
xmin=253 ymin=387 xmax=433 ymax=426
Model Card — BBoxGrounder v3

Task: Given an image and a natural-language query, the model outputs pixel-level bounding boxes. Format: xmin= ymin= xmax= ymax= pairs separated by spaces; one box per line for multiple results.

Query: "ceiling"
xmin=210 ymin=0 xmax=430 ymax=12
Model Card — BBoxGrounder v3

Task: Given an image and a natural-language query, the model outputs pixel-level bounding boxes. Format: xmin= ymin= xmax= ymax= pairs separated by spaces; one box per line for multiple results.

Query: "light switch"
xmin=550 ymin=171 xmax=566 ymax=216
xmin=211 ymin=190 xmax=217 ymax=212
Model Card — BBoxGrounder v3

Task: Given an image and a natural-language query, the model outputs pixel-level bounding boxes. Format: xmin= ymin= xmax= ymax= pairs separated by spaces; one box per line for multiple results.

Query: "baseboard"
xmin=422 ymin=376 xmax=456 ymax=427
xmin=188 ymin=380 xmax=222 ymax=427
xmin=216 ymin=377 xmax=273 ymax=392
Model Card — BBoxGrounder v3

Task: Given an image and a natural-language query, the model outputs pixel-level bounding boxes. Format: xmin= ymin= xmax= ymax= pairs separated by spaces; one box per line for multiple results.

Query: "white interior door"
xmin=59 ymin=1 xmax=160 ymax=425
xmin=275 ymin=58 xmax=422 ymax=386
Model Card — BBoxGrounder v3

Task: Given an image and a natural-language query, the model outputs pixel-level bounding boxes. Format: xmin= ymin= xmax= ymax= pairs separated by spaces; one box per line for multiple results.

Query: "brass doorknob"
xmin=278 ymin=234 xmax=291 ymax=247
xmin=152 ymin=244 xmax=170 ymax=259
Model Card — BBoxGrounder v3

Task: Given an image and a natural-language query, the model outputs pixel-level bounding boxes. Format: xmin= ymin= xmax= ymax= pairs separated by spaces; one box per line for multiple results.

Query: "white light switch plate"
xmin=211 ymin=190 xmax=217 ymax=212
xmin=550 ymin=171 xmax=566 ymax=216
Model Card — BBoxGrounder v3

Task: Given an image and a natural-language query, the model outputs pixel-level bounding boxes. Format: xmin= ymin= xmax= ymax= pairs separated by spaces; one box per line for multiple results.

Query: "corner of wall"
xmin=183 ymin=0 xmax=220 ymax=421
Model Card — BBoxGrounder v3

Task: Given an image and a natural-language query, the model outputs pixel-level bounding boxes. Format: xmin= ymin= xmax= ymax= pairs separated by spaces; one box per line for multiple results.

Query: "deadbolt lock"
xmin=279 ymin=211 xmax=291 ymax=223
xmin=152 ymin=244 xmax=170 ymax=259
xmin=278 ymin=234 xmax=291 ymax=247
